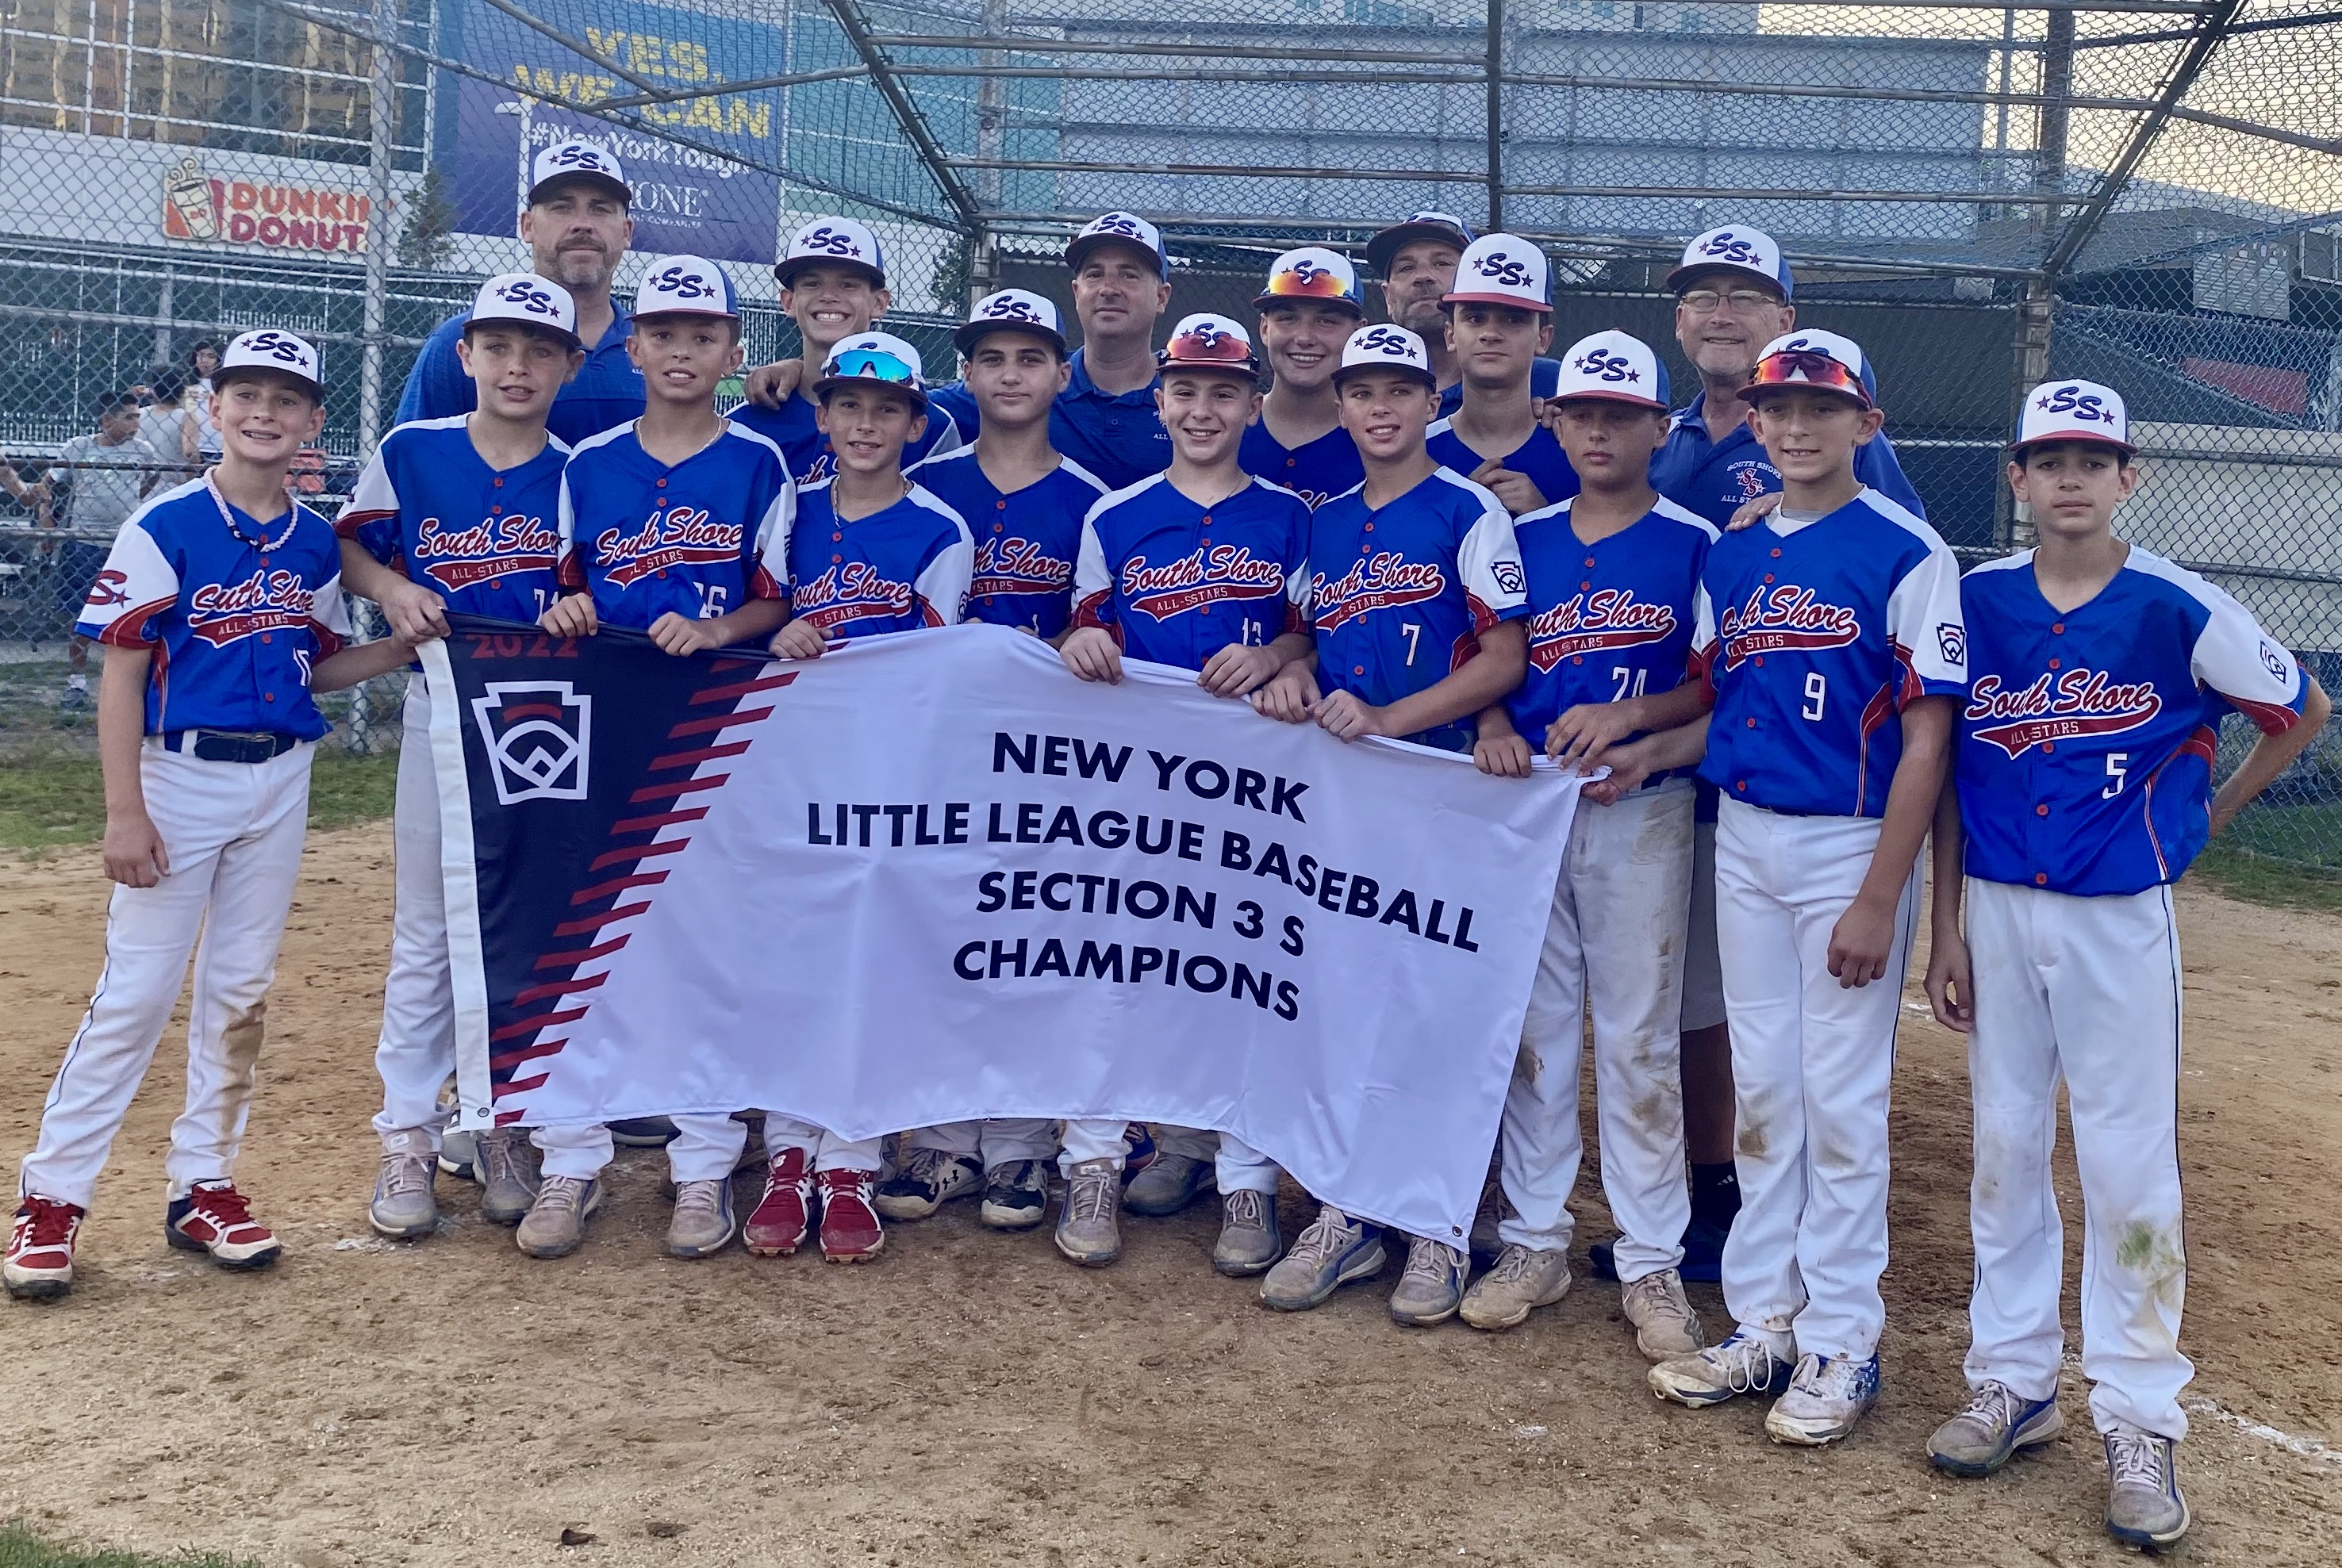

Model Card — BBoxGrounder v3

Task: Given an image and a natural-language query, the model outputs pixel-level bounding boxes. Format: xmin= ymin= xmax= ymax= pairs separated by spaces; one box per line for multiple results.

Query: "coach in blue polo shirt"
xmin=395 ymin=139 xmax=647 ymax=446
xmin=1646 ymin=224 xmax=1922 ymax=526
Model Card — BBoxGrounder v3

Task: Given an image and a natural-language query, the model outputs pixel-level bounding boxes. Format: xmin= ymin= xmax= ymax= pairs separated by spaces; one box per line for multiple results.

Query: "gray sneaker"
xmin=2104 ymin=1425 xmax=2190 ymax=1550
xmin=1622 ymin=1268 xmax=1707 ymax=1360
xmin=437 ymin=1129 xmax=479 ymax=1181
xmin=1212 ymin=1188 xmax=1282 ymax=1277
xmin=1926 ymin=1382 xmax=2064 ymax=1478
xmin=1122 ymin=1151 xmax=1211 ymax=1217
xmin=1054 ymin=1157 xmax=1123 ymax=1267
xmin=1458 ymin=1243 xmax=1571 ymax=1330
xmin=665 ymin=1178 xmax=737 ymax=1259
xmin=369 ymin=1128 xmax=439 ymax=1240
xmin=1260 ymin=1206 xmax=1385 ymax=1312
xmin=515 ymin=1175 xmax=602 ymax=1259
xmin=474 ymin=1128 xmax=540 ymax=1226
xmin=1388 ymin=1236 xmax=1469 ymax=1327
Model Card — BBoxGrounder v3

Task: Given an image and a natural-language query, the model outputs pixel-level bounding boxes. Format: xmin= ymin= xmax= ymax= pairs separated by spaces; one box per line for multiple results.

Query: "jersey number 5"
xmin=2103 ymin=752 xmax=2128 ymax=797
xmin=1801 ymin=671 xmax=1826 ymax=721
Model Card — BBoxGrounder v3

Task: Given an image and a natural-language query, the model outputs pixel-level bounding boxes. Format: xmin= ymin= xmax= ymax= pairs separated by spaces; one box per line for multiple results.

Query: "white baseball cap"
xmin=527 ymin=139 xmax=630 ymax=207
xmin=1157 ymin=312 xmax=1261 ymax=380
xmin=1553 ymin=330 xmax=1670 ymax=410
xmin=1333 ymin=323 xmax=1435 ymax=388
xmin=1254 ymin=247 xmax=1365 ymax=316
xmin=1667 ymin=225 xmax=1794 ymax=300
xmin=954 ymin=289 xmax=1066 ymax=356
xmin=633 ymin=255 xmax=739 ymax=320
xmin=468 ymin=273 xmax=580 ymax=347
xmin=1444 ymin=234 xmax=1552 ymax=312
xmin=1366 ymin=211 xmax=1477 ymax=278
xmin=775 ymin=217 xmax=886 ymax=289
xmin=1740 ymin=328 xmax=1878 ymax=408
xmin=1066 ymin=211 xmax=1169 ymax=279
xmin=216 ymin=328 xmax=323 ymax=399
xmin=2014 ymin=378 xmax=2136 ymax=456
xmin=815 ymin=330 xmax=929 ymax=408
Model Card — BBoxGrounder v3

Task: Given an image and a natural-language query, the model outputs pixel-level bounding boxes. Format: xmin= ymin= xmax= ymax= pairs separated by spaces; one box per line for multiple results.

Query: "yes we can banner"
xmin=424 ymin=619 xmax=1582 ymax=1240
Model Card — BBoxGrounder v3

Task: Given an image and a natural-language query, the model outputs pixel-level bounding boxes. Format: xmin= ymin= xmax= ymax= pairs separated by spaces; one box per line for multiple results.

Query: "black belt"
xmin=160 ymin=729 xmax=302 ymax=764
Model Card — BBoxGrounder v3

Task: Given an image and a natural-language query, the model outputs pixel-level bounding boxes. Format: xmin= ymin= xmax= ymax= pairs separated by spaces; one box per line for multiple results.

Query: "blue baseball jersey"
xmin=1307 ymin=468 xmax=1529 ymax=751
xmin=1240 ymin=420 xmax=1364 ymax=512
xmin=397 ymin=302 xmax=646 ymax=449
xmin=780 ymin=479 xmax=973 ymax=638
xmin=336 ymin=416 xmax=568 ymax=623
xmin=1695 ymin=489 xmax=1967 ymax=819
xmin=1651 ymin=393 xmax=1925 ymax=529
xmin=556 ymin=420 xmax=790 ymax=630
xmin=1508 ymin=495 xmax=1717 ymax=769
xmin=1957 ymin=547 xmax=2306 ymax=895
xmin=909 ymin=444 xmax=1106 ymax=638
xmin=75 ymin=477 xmax=352 ymax=739
xmin=1072 ymin=473 xmax=1311 ymax=673
xmin=1054 ymin=349 xmax=1173 ymax=493
xmin=1438 ymin=357 xmax=1563 ymax=419
xmin=728 ymin=389 xmax=961 ymax=487
xmin=1426 ymin=417 xmax=1580 ymax=514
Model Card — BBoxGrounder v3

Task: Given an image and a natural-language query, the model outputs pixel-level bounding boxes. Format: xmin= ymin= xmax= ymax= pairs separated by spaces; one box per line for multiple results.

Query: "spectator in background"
xmin=139 ymin=368 xmax=201 ymax=477
xmin=48 ymin=391 xmax=163 ymax=707
xmin=187 ymin=340 xmax=224 ymax=461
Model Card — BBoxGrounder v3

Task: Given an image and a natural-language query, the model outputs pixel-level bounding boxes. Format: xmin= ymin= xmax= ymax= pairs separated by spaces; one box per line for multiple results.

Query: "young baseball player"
xmin=755 ymin=330 xmax=974 ymax=1263
xmin=1461 ymin=331 xmax=1713 ymax=1359
xmin=731 ymin=217 xmax=958 ymax=485
xmin=877 ymin=291 xmax=1107 ymax=1233
xmin=336 ymin=273 xmax=586 ymax=1240
xmin=1252 ymin=321 xmax=1529 ymax=1325
xmin=4 ymin=331 xmax=418 ymax=1302
xmin=1364 ymin=213 xmax=1561 ymax=417
xmin=1058 ymin=312 xmax=1314 ymax=1270
xmin=48 ymin=391 xmax=165 ymax=708
xmin=1644 ymin=329 xmax=1965 ymax=1446
xmin=1920 ymin=381 xmax=2326 ymax=1549
xmin=527 ymin=255 xmax=792 ymax=1263
xmin=1426 ymin=236 xmax=1577 ymax=518
xmin=1242 ymin=247 xmax=1365 ymax=510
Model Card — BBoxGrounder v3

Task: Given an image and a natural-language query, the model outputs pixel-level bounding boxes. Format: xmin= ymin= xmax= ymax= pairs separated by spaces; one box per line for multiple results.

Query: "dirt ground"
xmin=2 ymin=823 xmax=2340 ymax=1568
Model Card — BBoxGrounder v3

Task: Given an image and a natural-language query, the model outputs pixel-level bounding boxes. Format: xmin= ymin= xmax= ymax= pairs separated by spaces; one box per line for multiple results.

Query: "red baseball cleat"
xmin=816 ymin=1169 xmax=885 ymax=1263
xmin=166 ymin=1181 xmax=282 ymax=1270
xmin=6 ymin=1197 xmax=84 ymax=1302
xmin=744 ymin=1146 xmax=815 ymax=1256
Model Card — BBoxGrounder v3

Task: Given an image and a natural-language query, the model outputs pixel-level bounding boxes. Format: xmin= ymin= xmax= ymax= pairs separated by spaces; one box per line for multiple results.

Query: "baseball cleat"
xmin=1259 ymin=1206 xmax=1385 ymax=1312
xmin=1458 ymin=1244 xmax=1571 ymax=1331
xmin=1122 ymin=1151 xmax=1212 ymax=1217
xmin=166 ymin=1182 xmax=282 ymax=1270
xmin=2103 ymin=1426 xmax=2190 ymax=1551
xmin=1211 ymin=1188 xmax=1282 ymax=1277
xmin=875 ymin=1148 xmax=983 ymax=1221
xmin=437 ymin=1129 xmax=480 ymax=1182
xmin=474 ymin=1127 xmax=541 ymax=1226
xmin=1649 ymin=1330 xmax=1795 ymax=1409
xmin=979 ymin=1160 xmax=1049 ymax=1231
xmin=370 ymin=1127 xmax=440 ymax=1239
xmin=609 ymin=1116 xmax=679 ymax=1148
xmin=666 ymin=1179 xmax=738 ymax=1259
xmin=1388 ymin=1236 xmax=1469 ymax=1327
xmin=1054 ymin=1158 xmax=1123 ymax=1267
xmin=1926 ymin=1382 xmax=2064 ymax=1478
xmin=816 ymin=1169 xmax=885 ymax=1263
xmin=6 ymin=1197 xmax=83 ymax=1302
xmin=1622 ymin=1268 xmax=1707 ymax=1361
xmin=745 ymin=1147 xmax=815 ymax=1256
xmin=1764 ymin=1353 xmax=1881 ymax=1446
xmin=515 ymin=1175 xmax=602 ymax=1259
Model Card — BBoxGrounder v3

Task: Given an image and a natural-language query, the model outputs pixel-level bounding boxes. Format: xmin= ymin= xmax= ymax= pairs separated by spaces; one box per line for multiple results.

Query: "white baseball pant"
xmin=20 ymin=740 xmax=314 ymax=1209
xmin=1961 ymin=877 xmax=2191 ymax=1440
xmin=1215 ymin=1133 xmax=1280 ymax=1197
xmin=1059 ymin=1117 xmax=1127 ymax=1175
xmin=760 ymin=1117 xmax=882 ymax=1174
xmin=912 ymin=1119 xmax=1058 ymax=1167
xmin=1680 ymin=818 xmax=1729 ymax=1033
xmin=533 ymin=1115 xmax=750 ymax=1183
xmin=1714 ymin=799 xmax=1918 ymax=1363
xmin=371 ymin=678 xmax=456 ymax=1145
xmin=1497 ymin=782 xmax=1695 ymax=1278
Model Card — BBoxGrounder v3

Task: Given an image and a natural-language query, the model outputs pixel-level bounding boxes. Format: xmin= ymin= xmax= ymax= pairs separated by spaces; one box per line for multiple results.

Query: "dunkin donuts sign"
xmin=161 ymin=154 xmax=378 ymax=254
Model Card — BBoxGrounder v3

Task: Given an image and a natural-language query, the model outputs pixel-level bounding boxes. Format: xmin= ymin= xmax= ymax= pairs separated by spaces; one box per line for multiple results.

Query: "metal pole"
xmin=973 ymin=0 xmax=1005 ymax=307
xmin=2005 ymin=274 xmax=2055 ymax=550
xmin=1484 ymin=0 xmax=1504 ymax=232
xmin=359 ymin=0 xmax=396 ymax=455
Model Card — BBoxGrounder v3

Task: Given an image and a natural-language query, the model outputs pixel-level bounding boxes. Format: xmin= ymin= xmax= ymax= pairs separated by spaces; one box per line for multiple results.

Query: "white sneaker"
xmin=1457 ymin=1244 xmax=1570 ymax=1331
xmin=1621 ymin=1268 xmax=1706 ymax=1361
xmin=1764 ymin=1353 xmax=1881 ymax=1446
xmin=2103 ymin=1424 xmax=2190 ymax=1550
xmin=368 ymin=1127 xmax=440 ymax=1239
xmin=1649 ymin=1330 xmax=1795 ymax=1409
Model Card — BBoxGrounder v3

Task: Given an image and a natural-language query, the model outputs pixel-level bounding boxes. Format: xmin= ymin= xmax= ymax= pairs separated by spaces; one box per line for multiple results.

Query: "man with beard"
xmin=396 ymin=140 xmax=646 ymax=447
xmin=1365 ymin=212 xmax=1561 ymax=417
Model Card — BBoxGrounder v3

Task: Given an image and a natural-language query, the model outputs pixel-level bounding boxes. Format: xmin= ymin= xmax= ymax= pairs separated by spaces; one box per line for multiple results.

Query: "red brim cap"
xmin=2008 ymin=432 xmax=2137 ymax=458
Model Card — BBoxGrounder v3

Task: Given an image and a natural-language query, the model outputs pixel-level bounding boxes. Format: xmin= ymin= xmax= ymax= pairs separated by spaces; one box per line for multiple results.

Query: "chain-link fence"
xmin=2 ymin=0 xmax=2336 ymax=862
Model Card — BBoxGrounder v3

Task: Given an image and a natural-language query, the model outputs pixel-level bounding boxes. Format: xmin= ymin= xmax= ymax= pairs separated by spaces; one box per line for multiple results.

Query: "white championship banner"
xmin=430 ymin=621 xmax=1581 ymax=1240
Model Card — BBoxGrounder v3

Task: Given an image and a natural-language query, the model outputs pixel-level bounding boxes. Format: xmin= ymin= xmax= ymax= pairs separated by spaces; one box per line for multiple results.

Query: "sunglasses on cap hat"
xmin=1741 ymin=349 xmax=1872 ymax=408
xmin=1158 ymin=316 xmax=1261 ymax=378
xmin=1255 ymin=249 xmax=1363 ymax=312
xmin=824 ymin=347 xmax=923 ymax=389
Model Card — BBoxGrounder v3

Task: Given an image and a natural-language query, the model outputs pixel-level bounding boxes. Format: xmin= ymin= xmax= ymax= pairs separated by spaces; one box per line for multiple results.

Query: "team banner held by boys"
xmin=423 ymin=618 xmax=1582 ymax=1241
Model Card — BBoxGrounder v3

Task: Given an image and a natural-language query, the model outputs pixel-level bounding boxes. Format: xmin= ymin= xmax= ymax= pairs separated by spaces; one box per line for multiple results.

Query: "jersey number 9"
xmin=1802 ymin=671 xmax=1826 ymax=721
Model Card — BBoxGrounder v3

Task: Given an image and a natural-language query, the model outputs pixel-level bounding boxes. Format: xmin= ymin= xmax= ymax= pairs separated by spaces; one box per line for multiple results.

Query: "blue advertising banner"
xmin=437 ymin=0 xmax=785 ymax=264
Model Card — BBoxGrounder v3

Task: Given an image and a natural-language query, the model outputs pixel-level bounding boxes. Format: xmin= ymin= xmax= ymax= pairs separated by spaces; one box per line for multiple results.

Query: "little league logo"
xmin=471 ymin=681 xmax=593 ymax=804
xmin=1965 ymin=669 xmax=2160 ymax=759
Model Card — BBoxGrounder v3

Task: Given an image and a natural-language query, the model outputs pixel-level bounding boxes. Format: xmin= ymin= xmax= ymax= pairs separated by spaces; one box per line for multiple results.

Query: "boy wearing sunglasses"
xmin=1640 ymin=330 xmax=1964 ymax=1447
xmin=1057 ymin=313 xmax=1315 ymax=1271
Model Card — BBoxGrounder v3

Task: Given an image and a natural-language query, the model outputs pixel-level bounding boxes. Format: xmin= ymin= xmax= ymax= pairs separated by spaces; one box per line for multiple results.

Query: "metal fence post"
xmin=353 ymin=0 xmax=399 ymax=754
xmin=1484 ymin=0 xmax=1505 ymax=232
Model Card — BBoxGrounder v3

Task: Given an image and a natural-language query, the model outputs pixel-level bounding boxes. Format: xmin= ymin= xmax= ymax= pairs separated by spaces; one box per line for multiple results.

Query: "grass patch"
xmin=0 ymin=742 xmax=399 ymax=851
xmin=0 ymin=1523 xmax=257 ymax=1568
xmin=2190 ymin=839 xmax=2342 ymax=914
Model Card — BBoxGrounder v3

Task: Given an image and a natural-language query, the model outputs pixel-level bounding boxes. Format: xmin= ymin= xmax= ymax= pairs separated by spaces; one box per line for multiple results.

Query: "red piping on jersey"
xmin=97 ymin=596 xmax=174 ymax=650
xmin=918 ymin=596 xmax=945 ymax=627
xmin=2229 ymin=691 xmax=2303 ymax=735
xmin=1855 ymin=681 xmax=1897 ymax=815
xmin=332 ymin=507 xmax=393 ymax=539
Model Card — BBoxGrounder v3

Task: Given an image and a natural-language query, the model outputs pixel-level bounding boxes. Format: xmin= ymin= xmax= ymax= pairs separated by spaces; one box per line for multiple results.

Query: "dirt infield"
xmin=2 ymin=823 xmax=2340 ymax=1567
